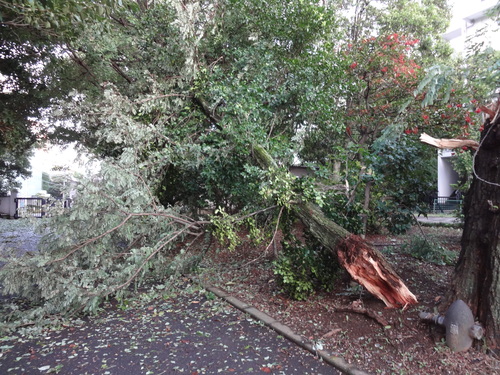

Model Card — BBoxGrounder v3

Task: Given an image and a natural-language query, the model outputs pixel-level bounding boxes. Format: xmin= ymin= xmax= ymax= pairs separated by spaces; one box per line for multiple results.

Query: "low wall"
xmin=0 ymin=191 xmax=18 ymax=218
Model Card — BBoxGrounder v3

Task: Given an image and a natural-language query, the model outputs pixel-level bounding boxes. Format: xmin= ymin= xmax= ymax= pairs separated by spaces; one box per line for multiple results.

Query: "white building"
xmin=443 ymin=0 xmax=500 ymax=53
xmin=17 ymin=144 xmax=92 ymax=198
xmin=437 ymin=149 xmax=460 ymax=198
xmin=17 ymin=146 xmax=70 ymax=197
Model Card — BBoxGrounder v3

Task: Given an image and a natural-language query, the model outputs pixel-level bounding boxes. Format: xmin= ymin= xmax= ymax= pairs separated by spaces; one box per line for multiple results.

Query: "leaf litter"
xmin=0 ymin=218 xmax=338 ymax=374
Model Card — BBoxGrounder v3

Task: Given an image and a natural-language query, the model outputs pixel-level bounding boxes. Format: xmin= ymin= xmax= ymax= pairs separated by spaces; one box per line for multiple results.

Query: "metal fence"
xmin=432 ymin=196 xmax=463 ymax=214
xmin=14 ymin=197 xmax=72 ymax=218
xmin=14 ymin=198 xmax=46 ymax=218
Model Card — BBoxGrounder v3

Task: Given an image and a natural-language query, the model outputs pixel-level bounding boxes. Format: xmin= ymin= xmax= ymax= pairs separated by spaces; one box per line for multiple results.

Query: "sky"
xmin=17 ymin=144 xmax=96 ymax=197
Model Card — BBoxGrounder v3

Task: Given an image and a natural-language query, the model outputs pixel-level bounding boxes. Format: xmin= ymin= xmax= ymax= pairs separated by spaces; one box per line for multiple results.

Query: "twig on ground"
xmin=334 ymin=302 xmax=390 ymax=327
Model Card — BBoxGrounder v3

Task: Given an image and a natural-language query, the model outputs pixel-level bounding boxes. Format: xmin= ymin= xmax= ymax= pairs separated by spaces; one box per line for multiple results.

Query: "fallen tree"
xmin=253 ymin=144 xmax=418 ymax=308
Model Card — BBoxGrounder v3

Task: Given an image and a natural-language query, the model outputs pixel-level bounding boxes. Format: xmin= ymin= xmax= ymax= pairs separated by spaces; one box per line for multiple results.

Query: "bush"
xmin=375 ymin=200 xmax=414 ymax=235
xmin=273 ymin=238 xmax=340 ymax=300
xmin=322 ymin=192 xmax=364 ymax=234
xmin=400 ymin=235 xmax=457 ymax=265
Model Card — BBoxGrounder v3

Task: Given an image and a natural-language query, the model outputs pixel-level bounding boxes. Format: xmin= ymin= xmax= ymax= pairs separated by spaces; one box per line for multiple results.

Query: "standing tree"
xmin=417 ymin=1 xmax=500 ymax=349
xmin=451 ymin=105 xmax=500 ymax=349
xmin=301 ymin=0 xmax=452 ymax=235
xmin=0 ymin=0 xmax=116 ymax=192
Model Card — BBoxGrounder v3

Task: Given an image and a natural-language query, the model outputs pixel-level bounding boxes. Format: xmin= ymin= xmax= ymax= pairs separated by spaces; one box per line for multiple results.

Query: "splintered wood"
xmin=254 ymin=145 xmax=419 ymax=309
xmin=420 ymin=133 xmax=479 ymax=150
xmin=337 ymin=234 xmax=418 ymax=309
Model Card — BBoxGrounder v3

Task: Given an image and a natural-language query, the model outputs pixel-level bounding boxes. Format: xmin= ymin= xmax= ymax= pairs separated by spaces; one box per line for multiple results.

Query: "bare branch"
xmin=265 ymin=205 xmax=284 ymax=255
xmin=136 ymin=93 xmax=191 ymax=105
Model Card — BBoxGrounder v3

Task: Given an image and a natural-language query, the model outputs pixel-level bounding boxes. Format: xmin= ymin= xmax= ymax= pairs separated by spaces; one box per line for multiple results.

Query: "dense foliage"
xmin=0 ymin=0 xmax=349 ymax=326
xmin=0 ymin=0 xmax=484 ymax=325
xmin=274 ymin=236 xmax=340 ymax=301
xmin=0 ymin=0 xmax=117 ymax=192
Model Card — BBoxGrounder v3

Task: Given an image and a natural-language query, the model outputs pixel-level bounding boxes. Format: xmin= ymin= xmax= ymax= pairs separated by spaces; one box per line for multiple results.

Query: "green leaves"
xmin=273 ymin=238 xmax=340 ymax=301
xmin=210 ymin=207 xmax=241 ymax=251
xmin=414 ymin=64 xmax=454 ymax=106
xmin=0 ymin=1 xmax=110 ymax=38
xmin=370 ymin=136 xmax=436 ymax=233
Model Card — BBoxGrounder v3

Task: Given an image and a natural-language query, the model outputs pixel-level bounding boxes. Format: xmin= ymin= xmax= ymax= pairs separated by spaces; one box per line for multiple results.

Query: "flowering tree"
xmin=317 ymin=33 xmax=436 ymax=234
xmin=345 ymin=33 xmax=422 ymax=145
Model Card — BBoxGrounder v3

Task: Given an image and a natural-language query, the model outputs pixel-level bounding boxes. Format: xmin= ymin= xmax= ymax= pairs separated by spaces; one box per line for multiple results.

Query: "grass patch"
xmin=400 ymin=235 xmax=458 ymax=266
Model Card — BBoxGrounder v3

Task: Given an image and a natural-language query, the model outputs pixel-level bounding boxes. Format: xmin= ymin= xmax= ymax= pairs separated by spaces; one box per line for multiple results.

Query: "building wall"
xmin=438 ymin=150 xmax=460 ymax=197
xmin=0 ymin=191 xmax=18 ymax=218
xmin=444 ymin=0 xmax=499 ymax=53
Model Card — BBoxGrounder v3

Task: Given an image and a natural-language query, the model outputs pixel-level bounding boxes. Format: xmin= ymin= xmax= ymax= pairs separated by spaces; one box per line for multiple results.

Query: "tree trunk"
xmin=253 ymin=144 xmax=418 ymax=308
xmin=295 ymin=201 xmax=418 ymax=308
xmin=361 ymin=179 xmax=373 ymax=238
xmin=448 ymin=113 xmax=500 ymax=349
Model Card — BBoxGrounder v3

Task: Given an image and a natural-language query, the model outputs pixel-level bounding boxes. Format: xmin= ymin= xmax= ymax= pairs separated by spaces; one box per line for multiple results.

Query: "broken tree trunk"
xmin=253 ymin=144 xmax=418 ymax=308
xmin=420 ymin=133 xmax=479 ymax=150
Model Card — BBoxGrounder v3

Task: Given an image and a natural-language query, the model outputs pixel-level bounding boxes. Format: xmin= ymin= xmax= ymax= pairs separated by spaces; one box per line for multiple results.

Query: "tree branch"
xmin=192 ymin=96 xmax=223 ymax=127
xmin=110 ymin=60 xmax=134 ymax=84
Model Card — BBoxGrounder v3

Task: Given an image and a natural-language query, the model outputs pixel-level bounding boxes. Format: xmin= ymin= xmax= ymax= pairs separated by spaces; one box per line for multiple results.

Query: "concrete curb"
xmin=205 ymin=285 xmax=371 ymax=375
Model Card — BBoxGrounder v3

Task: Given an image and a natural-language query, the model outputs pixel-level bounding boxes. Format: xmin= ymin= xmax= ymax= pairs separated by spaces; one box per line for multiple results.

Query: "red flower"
xmin=350 ymin=62 xmax=358 ymax=69
xmin=475 ymin=108 xmax=482 ymax=113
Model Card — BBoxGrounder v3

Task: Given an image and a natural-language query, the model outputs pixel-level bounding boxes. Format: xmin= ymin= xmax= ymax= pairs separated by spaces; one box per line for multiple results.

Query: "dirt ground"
xmin=199 ymin=224 xmax=500 ymax=375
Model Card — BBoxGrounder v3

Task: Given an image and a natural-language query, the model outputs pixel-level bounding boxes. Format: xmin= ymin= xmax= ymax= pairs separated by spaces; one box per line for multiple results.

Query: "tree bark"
xmin=253 ymin=144 xmax=418 ymax=308
xmin=361 ymin=179 xmax=373 ymax=238
xmin=447 ymin=113 xmax=500 ymax=349
xmin=420 ymin=105 xmax=500 ymax=349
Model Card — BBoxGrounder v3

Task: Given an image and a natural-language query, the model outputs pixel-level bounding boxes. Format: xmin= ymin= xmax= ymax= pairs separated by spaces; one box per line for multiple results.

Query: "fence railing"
xmin=13 ymin=197 xmax=72 ymax=219
xmin=14 ymin=198 xmax=47 ymax=218
xmin=432 ymin=196 xmax=463 ymax=214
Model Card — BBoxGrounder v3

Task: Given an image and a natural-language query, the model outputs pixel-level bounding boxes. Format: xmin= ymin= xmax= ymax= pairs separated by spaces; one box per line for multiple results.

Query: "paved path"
xmin=0 ymin=219 xmax=348 ymax=375
xmin=416 ymin=215 xmax=462 ymax=225
xmin=0 ymin=219 xmax=41 ymax=255
xmin=0 ymin=289 xmax=341 ymax=375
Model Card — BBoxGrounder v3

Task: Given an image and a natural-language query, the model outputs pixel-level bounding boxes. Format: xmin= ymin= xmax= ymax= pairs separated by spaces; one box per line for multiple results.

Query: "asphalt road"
xmin=0 ymin=289 xmax=340 ymax=375
xmin=0 ymin=219 xmax=340 ymax=375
